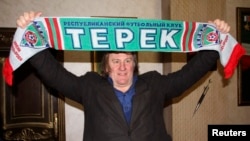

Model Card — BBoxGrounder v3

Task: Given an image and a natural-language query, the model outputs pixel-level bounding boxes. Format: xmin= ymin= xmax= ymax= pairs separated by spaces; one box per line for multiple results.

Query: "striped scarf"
xmin=2 ymin=17 xmax=245 ymax=85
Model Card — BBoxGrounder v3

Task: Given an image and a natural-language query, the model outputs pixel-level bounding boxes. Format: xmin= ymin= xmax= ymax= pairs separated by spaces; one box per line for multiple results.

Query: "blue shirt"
xmin=108 ymin=76 xmax=137 ymax=124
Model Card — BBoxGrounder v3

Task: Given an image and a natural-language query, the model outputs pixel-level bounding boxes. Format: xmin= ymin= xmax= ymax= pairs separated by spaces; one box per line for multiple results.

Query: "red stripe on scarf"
xmin=45 ymin=18 xmax=55 ymax=48
xmin=224 ymin=43 xmax=246 ymax=78
xmin=2 ymin=58 xmax=13 ymax=86
xmin=188 ymin=22 xmax=196 ymax=51
xmin=53 ymin=18 xmax=63 ymax=50
xmin=182 ymin=22 xmax=189 ymax=51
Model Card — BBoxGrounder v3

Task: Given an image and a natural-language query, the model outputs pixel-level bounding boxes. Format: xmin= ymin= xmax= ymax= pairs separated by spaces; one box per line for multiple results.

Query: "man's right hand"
xmin=17 ymin=11 xmax=42 ymax=29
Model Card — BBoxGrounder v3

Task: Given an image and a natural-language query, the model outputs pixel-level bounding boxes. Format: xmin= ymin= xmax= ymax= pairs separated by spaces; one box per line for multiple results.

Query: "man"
xmin=16 ymin=11 xmax=230 ymax=141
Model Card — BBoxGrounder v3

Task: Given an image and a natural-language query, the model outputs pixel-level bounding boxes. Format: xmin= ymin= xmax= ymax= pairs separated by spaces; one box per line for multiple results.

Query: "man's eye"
xmin=125 ymin=59 xmax=132 ymax=63
xmin=112 ymin=60 xmax=120 ymax=64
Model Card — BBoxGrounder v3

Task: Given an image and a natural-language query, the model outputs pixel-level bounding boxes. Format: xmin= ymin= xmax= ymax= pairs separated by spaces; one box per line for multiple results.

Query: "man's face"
xmin=107 ymin=53 xmax=135 ymax=89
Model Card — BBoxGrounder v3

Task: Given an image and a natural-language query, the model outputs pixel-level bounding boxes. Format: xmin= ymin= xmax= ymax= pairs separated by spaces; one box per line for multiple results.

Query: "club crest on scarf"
xmin=195 ymin=24 xmax=220 ymax=48
xmin=20 ymin=21 xmax=50 ymax=48
xmin=24 ymin=31 xmax=37 ymax=45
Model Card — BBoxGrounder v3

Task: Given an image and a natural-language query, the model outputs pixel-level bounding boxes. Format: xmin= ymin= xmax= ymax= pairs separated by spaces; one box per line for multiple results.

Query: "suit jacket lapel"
xmin=100 ymin=81 xmax=128 ymax=125
xmin=130 ymin=79 xmax=149 ymax=125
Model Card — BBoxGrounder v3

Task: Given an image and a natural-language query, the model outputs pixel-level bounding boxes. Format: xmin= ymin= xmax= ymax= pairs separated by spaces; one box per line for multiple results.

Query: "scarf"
xmin=3 ymin=17 xmax=245 ymax=86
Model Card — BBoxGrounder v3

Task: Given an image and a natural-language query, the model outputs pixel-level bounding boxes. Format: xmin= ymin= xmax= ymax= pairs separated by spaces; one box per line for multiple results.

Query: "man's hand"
xmin=16 ymin=11 xmax=42 ymax=29
xmin=209 ymin=19 xmax=231 ymax=34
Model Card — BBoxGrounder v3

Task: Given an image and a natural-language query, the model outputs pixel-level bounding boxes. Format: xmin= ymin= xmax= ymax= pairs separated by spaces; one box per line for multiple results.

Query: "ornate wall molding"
xmin=4 ymin=128 xmax=52 ymax=140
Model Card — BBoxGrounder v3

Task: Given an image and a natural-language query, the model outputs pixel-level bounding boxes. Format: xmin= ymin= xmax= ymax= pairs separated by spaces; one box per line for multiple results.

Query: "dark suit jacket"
xmin=29 ymin=49 xmax=219 ymax=141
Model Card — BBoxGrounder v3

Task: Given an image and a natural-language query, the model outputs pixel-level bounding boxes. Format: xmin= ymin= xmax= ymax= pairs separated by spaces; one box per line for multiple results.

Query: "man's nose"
xmin=119 ymin=62 xmax=126 ymax=70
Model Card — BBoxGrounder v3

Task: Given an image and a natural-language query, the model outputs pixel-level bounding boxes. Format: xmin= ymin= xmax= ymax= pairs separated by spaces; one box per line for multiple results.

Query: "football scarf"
xmin=2 ymin=17 xmax=245 ymax=85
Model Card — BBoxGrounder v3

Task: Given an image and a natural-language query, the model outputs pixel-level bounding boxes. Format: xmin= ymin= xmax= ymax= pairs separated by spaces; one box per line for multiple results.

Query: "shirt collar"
xmin=108 ymin=75 xmax=138 ymax=93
